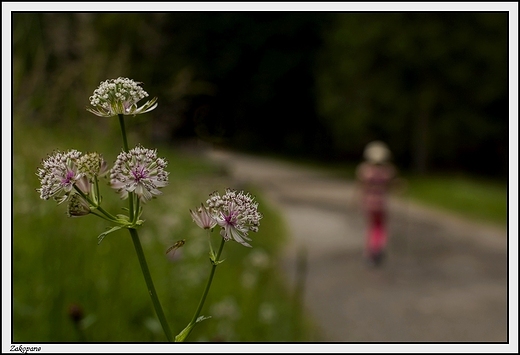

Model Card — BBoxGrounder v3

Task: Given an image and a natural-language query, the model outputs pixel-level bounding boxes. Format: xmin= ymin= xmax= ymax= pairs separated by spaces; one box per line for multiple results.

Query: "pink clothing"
xmin=356 ymin=162 xmax=395 ymax=213
xmin=356 ymin=162 xmax=396 ymax=260
xmin=367 ymin=210 xmax=386 ymax=255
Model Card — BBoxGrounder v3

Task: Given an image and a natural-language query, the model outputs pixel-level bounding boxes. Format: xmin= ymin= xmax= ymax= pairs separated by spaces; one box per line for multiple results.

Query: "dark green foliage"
xmin=13 ymin=12 xmax=509 ymax=178
xmin=316 ymin=12 xmax=508 ymax=176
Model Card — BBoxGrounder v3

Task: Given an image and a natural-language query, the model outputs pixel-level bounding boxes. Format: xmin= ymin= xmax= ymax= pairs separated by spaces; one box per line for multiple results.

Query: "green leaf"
xmin=97 ymin=225 xmax=124 ymax=244
xmin=116 ymin=214 xmax=130 ymax=221
xmin=209 ymin=251 xmax=225 ymax=265
xmin=174 ymin=323 xmax=194 ymax=342
xmin=174 ymin=316 xmax=212 ymax=342
xmin=196 ymin=315 xmax=211 ymax=324
xmin=211 ymin=258 xmax=225 ymax=266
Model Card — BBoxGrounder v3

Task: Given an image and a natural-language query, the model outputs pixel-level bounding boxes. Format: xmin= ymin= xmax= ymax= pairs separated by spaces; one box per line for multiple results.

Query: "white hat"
xmin=363 ymin=141 xmax=391 ymax=164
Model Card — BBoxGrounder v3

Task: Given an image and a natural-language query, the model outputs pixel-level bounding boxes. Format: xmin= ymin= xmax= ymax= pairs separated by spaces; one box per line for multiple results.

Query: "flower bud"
xmin=67 ymin=193 xmax=91 ymax=217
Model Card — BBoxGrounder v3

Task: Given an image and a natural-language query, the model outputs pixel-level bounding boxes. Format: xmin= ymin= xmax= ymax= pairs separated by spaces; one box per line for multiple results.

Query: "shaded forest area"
xmin=13 ymin=12 xmax=509 ymax=177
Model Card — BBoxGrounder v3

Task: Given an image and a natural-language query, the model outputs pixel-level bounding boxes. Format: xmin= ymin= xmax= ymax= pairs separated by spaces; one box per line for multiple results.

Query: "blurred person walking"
xmin=356 ymin=141 xmax=397 ymax=266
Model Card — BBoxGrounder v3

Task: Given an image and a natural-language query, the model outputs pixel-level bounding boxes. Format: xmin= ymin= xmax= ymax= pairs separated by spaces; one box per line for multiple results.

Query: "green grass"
xmin=15 ymin=116 xmax=506 ymax=343
xmin=12 ymin=120 xmax=316 ymax=342
xmin=403 ymin=174 xmax=508 ymax=227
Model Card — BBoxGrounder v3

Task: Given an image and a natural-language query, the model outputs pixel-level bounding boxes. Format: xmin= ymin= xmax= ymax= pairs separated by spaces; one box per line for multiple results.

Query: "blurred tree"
xmin=315 ymin=12 xmax=508 ymax=176
xmin=159 ymin=12 xmax=334 ymax=157
xmin=14 ymin=12 xmax=333 ymax=157
xmin=13 ymin=13 xmax=158 ymax=131
xmin=13 ymin=12 xmax=509 ymax=177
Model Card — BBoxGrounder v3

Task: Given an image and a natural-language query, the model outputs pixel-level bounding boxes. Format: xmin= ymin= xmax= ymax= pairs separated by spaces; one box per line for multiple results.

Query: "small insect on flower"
xmin=166 ymin=239 xmax=186 ymax=257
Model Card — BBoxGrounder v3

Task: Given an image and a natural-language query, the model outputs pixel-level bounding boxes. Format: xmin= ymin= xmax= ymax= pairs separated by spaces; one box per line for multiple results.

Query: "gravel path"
xmin=204 ymin=148 xmax=510 ymax=346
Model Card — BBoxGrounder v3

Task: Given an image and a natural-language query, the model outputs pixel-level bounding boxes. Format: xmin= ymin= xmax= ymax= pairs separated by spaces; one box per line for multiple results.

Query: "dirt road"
xmin=204 ymin=148 xmax=510 ymax=345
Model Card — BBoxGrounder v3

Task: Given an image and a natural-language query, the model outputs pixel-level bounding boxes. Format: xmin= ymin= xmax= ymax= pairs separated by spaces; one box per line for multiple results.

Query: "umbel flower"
xmin=86 ymin=77 xmax=158 ymax=117
xmin=76 ymin=152 xmax=109 ymax=180
xmin=110 ymin=145 xmax=169 ymax=203
xmin=205 ymin=189 xmax=263 ymax=248
xmin=36 ymin=149 xmax=84 ymax=203
xmin=190 ymin=204 xmax=218 ymax=230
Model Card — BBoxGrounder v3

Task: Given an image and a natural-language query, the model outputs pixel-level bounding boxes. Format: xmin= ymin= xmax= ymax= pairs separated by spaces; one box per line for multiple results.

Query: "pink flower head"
xmin=190 ymin=203 xmax=218 ymax=230
xmin=36 ymin=149 xmax=84 ymax=204
xmin=206 ymin=189 xmax=262 ymax=248
xmin=109 ymin=145 xmax=169 ymax=203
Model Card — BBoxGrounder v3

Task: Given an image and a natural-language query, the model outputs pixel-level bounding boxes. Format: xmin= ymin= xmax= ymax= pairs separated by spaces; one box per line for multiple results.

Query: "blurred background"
xmin=12 ymin=11 xmax=509 ymax=343
xmin=13 ymin=12 xmax=509 ymax=177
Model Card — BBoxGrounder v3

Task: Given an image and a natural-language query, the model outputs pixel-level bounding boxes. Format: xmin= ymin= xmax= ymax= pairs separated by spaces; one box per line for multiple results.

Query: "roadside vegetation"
xmin=12 ymin=120 xmax=318 ymax=342
xmin=402 ymin=173 xmax=507 ymax=227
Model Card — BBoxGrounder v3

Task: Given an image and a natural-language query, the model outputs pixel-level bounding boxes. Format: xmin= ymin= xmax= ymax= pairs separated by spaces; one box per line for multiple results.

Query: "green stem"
xmin=72 ymin=322 xmax=87 ymax=342
xmin=117 ymin=114 xmax=136 ymax=222
xmin=192 ymin=238 xmax=225 ymax=322
xmin=207 ymin=229 xmax=214 ymax=258
xmin=73 ymin=185 xmax=118 ymax=222
xmin=93 ymin=176 xmax=101 ymax=205
xmin=128 ymin=193 xmax=135 ymax=222
xmin=176 ymin=237 xmax=226 ymax=342
xmin=133 ymin=196 xmax=141 ymax=224
xmin=89 ymin=210 xmax=108 ymax=220
xmin=129 ymin=228 xmax=173 ymax=342
xmin=118 ymin=114 xmax=129 ymax=152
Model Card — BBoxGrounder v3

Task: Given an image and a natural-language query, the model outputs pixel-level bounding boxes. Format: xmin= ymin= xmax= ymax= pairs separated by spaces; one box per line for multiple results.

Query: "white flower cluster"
xmin=36 ymin=150 xmax=112 ymax=216
xmin=87 ymin=77 xmax=158 ymax=117
xmin=36 ymin=149 xmax=84 ymax=202
xmin=110 ymin=145 xmax=169 ymax=203
xmin=192 ymin=188 xmax=262 ymax=248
